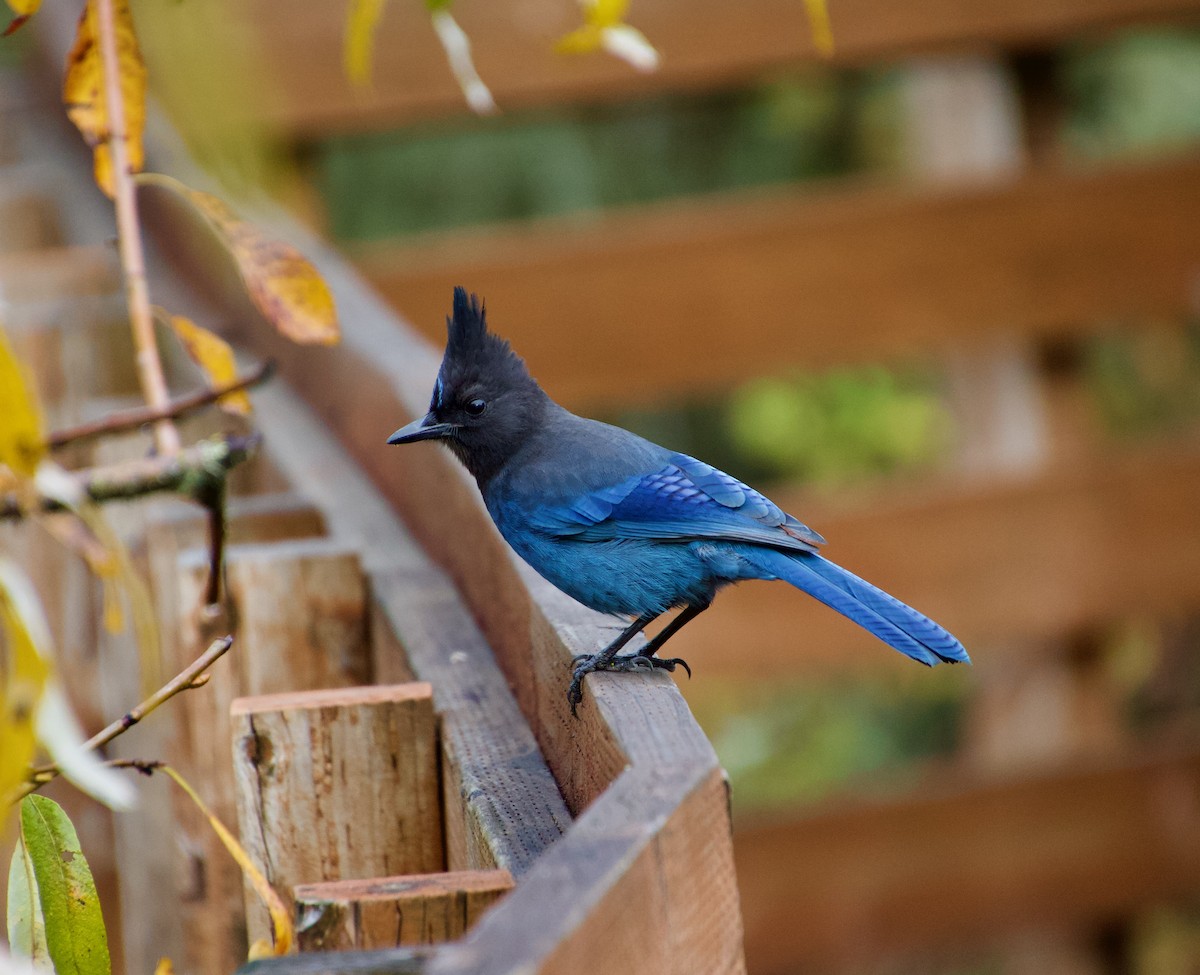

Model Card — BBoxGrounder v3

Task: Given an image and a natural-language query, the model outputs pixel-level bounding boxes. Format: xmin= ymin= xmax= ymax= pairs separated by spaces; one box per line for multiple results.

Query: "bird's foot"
xmin=567 ymin=652 xmax=693 ymax=716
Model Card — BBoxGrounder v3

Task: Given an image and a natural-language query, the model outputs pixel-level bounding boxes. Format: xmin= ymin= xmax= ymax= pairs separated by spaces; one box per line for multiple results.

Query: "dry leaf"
xmin=165 ymin=314 xmax=253 ymax=416
xmin=0 ymin=325 xmax=46 ymax=480
xmin=63 ymin=0 xmax=147 ymax=198
xmin=138 ymin=174 xmax=339 ymax=346
xmin=3 ymin=0 xmax=39 ymax=36
xmin=344 ymin=0 xmax=387 ymax=87
xmin=162 ymin=765 xmax=293 ymax=956
xmin=803 ymin=0 xmax=835 ymax=57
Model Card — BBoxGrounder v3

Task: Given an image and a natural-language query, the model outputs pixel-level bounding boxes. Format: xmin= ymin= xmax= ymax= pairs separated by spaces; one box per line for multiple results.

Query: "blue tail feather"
xmin=743 ymin=549 xmax=970 ymax=667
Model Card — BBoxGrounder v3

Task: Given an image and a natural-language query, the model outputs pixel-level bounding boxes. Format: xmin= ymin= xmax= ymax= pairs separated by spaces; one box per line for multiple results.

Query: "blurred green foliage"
xmin=688 ymin=667 xmax=968 ymax=812
xmin=1063 ymin=30 xmax=1200 ymax=158
xmin=317 ymin=74 xmax=861 ymax=240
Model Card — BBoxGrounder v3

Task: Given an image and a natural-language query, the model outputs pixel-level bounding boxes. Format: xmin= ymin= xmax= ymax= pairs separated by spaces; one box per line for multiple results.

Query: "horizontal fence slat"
xmin=241 ymin=0 xmax=1200 ymax=134
xmin=735 ymin=747 xmax=1200 ymax=974
xmin=356 ymin=154 xmax=1200 ymax=408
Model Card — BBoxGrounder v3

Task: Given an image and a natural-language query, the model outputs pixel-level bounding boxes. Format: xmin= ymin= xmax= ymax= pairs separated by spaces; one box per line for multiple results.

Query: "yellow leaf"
xmin=554 ymin=25 xmax=601 ymax=56
xmin=165 ymin=315 xmax=252 ymax=417
xmin=0 ymin=326 xmax=46 ymax=480
xmin=138 ymin=174 xmax=339 ymax=346
xmin=63 ymin=0 xmax=147 ymax=198
xmin=161 ymin=766 xmax=293 ymax=956
xmin=803 ymin=0 xmax=835 ymax=57
xmin=154 ymin=958 xmax=174 ymax=975
xmin=3 ymin=0 xmax=39 ymax=36
xmin=344 ymin=0 xmax=387 ymax=87
xmin=0 ymin=567 xmax=50 ymax=810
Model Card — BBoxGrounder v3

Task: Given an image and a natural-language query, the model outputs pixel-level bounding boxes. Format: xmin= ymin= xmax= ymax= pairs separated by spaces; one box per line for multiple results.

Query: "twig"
xmin=95 ymin=0 xmax=179 ymax=456
xmin=23 ymin=637 xmax=233 ymax=790
xmin=47 ymin=360 xmax=275 ymax=450
xmin=0 ymin=434 xmax=259 ymax=520
xmin=84 ymin=635 xmax=233 ymax=755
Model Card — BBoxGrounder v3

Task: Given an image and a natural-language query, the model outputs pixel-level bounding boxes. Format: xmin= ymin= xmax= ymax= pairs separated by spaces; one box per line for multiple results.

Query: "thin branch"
xmin=23 ymin=637 xmax=232 ymax=791
xmin=95 ymin=0 xmax=179 ymax=456
xmin=0 ymin=434 xmax=259 ymax=520
xmin=47 ymin=360 xmax=275 ymax=450
xmin=85 ymin=635 xmax=233 ymax=755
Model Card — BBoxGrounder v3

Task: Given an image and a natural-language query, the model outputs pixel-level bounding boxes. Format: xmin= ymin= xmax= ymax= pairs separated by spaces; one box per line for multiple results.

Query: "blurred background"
xmin=8 ymin=0 xmax=1200 ymax=973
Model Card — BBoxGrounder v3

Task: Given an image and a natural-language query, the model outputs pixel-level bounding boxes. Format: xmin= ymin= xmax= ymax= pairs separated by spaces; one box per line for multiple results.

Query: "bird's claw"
xmin=566 ymin=651 xmax=693 ymax=716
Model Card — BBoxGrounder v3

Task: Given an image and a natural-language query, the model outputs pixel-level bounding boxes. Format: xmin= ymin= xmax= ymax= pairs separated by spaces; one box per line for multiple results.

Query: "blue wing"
xmin=528 ymin=453 xmax=826 ymax=553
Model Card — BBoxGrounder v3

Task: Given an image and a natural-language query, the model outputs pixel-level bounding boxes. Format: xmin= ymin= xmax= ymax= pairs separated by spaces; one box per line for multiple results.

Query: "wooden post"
xmin=294 ymin=871 xmax=514 ymax=951
xmin=173 ymin=536 xmax=373 ymax=975
xmin=231 ymin=684 xmax=445 ymax=945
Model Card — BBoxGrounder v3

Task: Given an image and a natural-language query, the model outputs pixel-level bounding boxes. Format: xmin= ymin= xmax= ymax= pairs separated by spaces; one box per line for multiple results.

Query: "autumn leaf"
xmin=0 ymin=325 xmax=46 ymax=481
xmin=162 ymin=766 xmax=293 ymax=956
xmin=556 ymin=0 xmax=658 ymax=73
xmin=136 ymin=174 xmax=339 ymax=346
xmin=3 ymin=0 xmax=39 ymax=37
xmin=803 ymin=0 xmax=834 ymax=57
xmin=344 ymin=0 xmax=387 ymax=87
xmin=163 ymin=314 xmax=253 ymax=417
xmin=63 ymin=0 xmax=146 ymax=198
xmin=0 ymin=565 xmax=49 ymax=812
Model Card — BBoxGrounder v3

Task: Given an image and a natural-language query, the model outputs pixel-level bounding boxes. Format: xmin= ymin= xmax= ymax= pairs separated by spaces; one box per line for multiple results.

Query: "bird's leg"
xmin=628 ymin=600 xmax=711 ymax=679
xmin=568 ymin=610 xmax=660 ymax=715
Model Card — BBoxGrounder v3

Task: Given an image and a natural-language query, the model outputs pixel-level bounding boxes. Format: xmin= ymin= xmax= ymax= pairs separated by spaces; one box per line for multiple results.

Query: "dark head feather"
xmin=439 ymin=286 xmax=534 ymax=392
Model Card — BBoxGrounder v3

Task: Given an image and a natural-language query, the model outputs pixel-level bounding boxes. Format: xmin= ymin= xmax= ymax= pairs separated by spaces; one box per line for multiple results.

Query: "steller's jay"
xmin=389 ymin=289 xmax=969 ymax=714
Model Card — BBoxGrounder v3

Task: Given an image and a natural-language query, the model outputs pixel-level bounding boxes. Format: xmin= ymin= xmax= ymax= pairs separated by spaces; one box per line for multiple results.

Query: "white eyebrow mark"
xmin=432 ymin=376 xmax=444 ymax=410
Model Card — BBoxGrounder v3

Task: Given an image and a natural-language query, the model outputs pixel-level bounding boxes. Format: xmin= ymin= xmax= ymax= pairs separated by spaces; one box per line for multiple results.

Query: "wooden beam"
xmin=355 ymin=153 xmax=1200 ymax=408
xmin=231 ymin=684 xmax=445 ymax=946
xmin=228 ymin=0 xmax=1200 ymax=134
xmin=735 ymin=747 xmax=1200 ymax=974
xmin=666 ymin=445 xmax=1200 ymax=678
xmin=293 ymin=870 xmax=514 ymax=950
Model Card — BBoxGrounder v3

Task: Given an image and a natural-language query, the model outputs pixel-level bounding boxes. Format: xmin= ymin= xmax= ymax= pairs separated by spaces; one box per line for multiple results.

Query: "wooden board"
xmin=231 ymin=684 xmax=444 ymax=945
xmin=227 ymin=0 xmax=1200 ymax=134
xmin=735 ymin=747 xmax=1200 ymax=974
xmin=354 ymin=153 xmax=1200 ymax=408
xmin=293 ymin=870 xmax=514 ymax=950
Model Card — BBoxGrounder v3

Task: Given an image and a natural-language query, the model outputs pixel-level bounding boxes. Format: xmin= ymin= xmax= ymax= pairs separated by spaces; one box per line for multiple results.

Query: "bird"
xmin=389 ymin=288 xmax=969 ymax=714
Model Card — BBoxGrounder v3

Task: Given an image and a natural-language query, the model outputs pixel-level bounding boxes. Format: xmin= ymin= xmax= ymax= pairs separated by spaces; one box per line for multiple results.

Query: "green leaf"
xmin=9 ymin=795 xmax=111 ymax=975
xmin=7 ymin=831 xmax=51 ymax=971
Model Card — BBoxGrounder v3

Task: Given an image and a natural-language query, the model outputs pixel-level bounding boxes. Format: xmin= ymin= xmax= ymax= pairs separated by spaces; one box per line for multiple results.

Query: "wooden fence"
xmin=10 ymin=0 xmax=1200 ymax=972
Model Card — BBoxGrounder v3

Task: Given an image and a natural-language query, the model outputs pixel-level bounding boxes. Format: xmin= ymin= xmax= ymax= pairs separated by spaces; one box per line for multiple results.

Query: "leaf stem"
xmin=95 ymin=0 xmax=179 ymax=455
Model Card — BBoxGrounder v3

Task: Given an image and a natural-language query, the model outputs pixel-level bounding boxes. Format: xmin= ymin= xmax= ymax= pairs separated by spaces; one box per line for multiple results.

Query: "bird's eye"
xmin=464 ymin=398 xmax=487 ymax=417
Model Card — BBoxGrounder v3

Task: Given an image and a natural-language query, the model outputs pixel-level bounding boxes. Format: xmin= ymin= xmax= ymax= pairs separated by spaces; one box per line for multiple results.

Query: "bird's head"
xmin=387 ymin=287 xmax=547 ymax=483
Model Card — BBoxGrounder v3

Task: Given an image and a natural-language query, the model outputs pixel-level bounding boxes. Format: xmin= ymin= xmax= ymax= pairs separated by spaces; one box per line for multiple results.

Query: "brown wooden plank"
xmin=667 ymin=444 xmax=1200 ymax=679
xmin=231 ymin=684 xmax=445 ymax=946
xmin=355 ymin=153 xmax=1200 ymax=408
xmin=735 ymin=747 xmax=1200 ymax=974
xmin=171 ymin=538 xmax=375 ymax=975
xmin=229 ymin=0 xmax=1200 ymax=134
xmin=293 ymin=870 xmax=514 ymax=950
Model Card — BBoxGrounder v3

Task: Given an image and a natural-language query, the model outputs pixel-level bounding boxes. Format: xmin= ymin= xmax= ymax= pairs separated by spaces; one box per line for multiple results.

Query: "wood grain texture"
xmin=233 ymin=0 xmax=1200 ymax=134
xmin=231 ymin=684 xmax=445 ymax=945
xmin=294 ymin=871 xmax=514 ymax=951
xmin=172 ymin=537 xmax=374 ymax=975
xmin=355 ymin=153 xmax=1200 ymax=408
xmin=736 ymin=747 xmax=1200 ymax=974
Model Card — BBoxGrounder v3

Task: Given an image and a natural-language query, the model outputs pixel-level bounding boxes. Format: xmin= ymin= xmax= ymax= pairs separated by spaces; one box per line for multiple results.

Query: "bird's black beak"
xmin=387 ymin=413 xmax=457 ymax=445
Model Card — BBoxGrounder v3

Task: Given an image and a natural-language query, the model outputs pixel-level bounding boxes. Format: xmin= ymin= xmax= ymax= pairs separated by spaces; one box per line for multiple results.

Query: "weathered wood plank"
xmin=735 ymin=747 xmax=1200 ymax=974
xmin=294 ymin=871 xmax=514 ymax=951
xmin=233 ymin=0 xmax=1200 ymax=134
xmin=355 ymin=153 xmax=1200 ymax=407
xmin=232 ymin=684 xmax=445 ymax=946
xmin=172 ymin=537 xmax=375 ymax=975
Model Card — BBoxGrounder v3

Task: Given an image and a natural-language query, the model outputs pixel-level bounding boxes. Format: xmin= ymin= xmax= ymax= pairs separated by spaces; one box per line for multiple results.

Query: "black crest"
xmin=440 ymin=286 xmax=533 ymax=391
